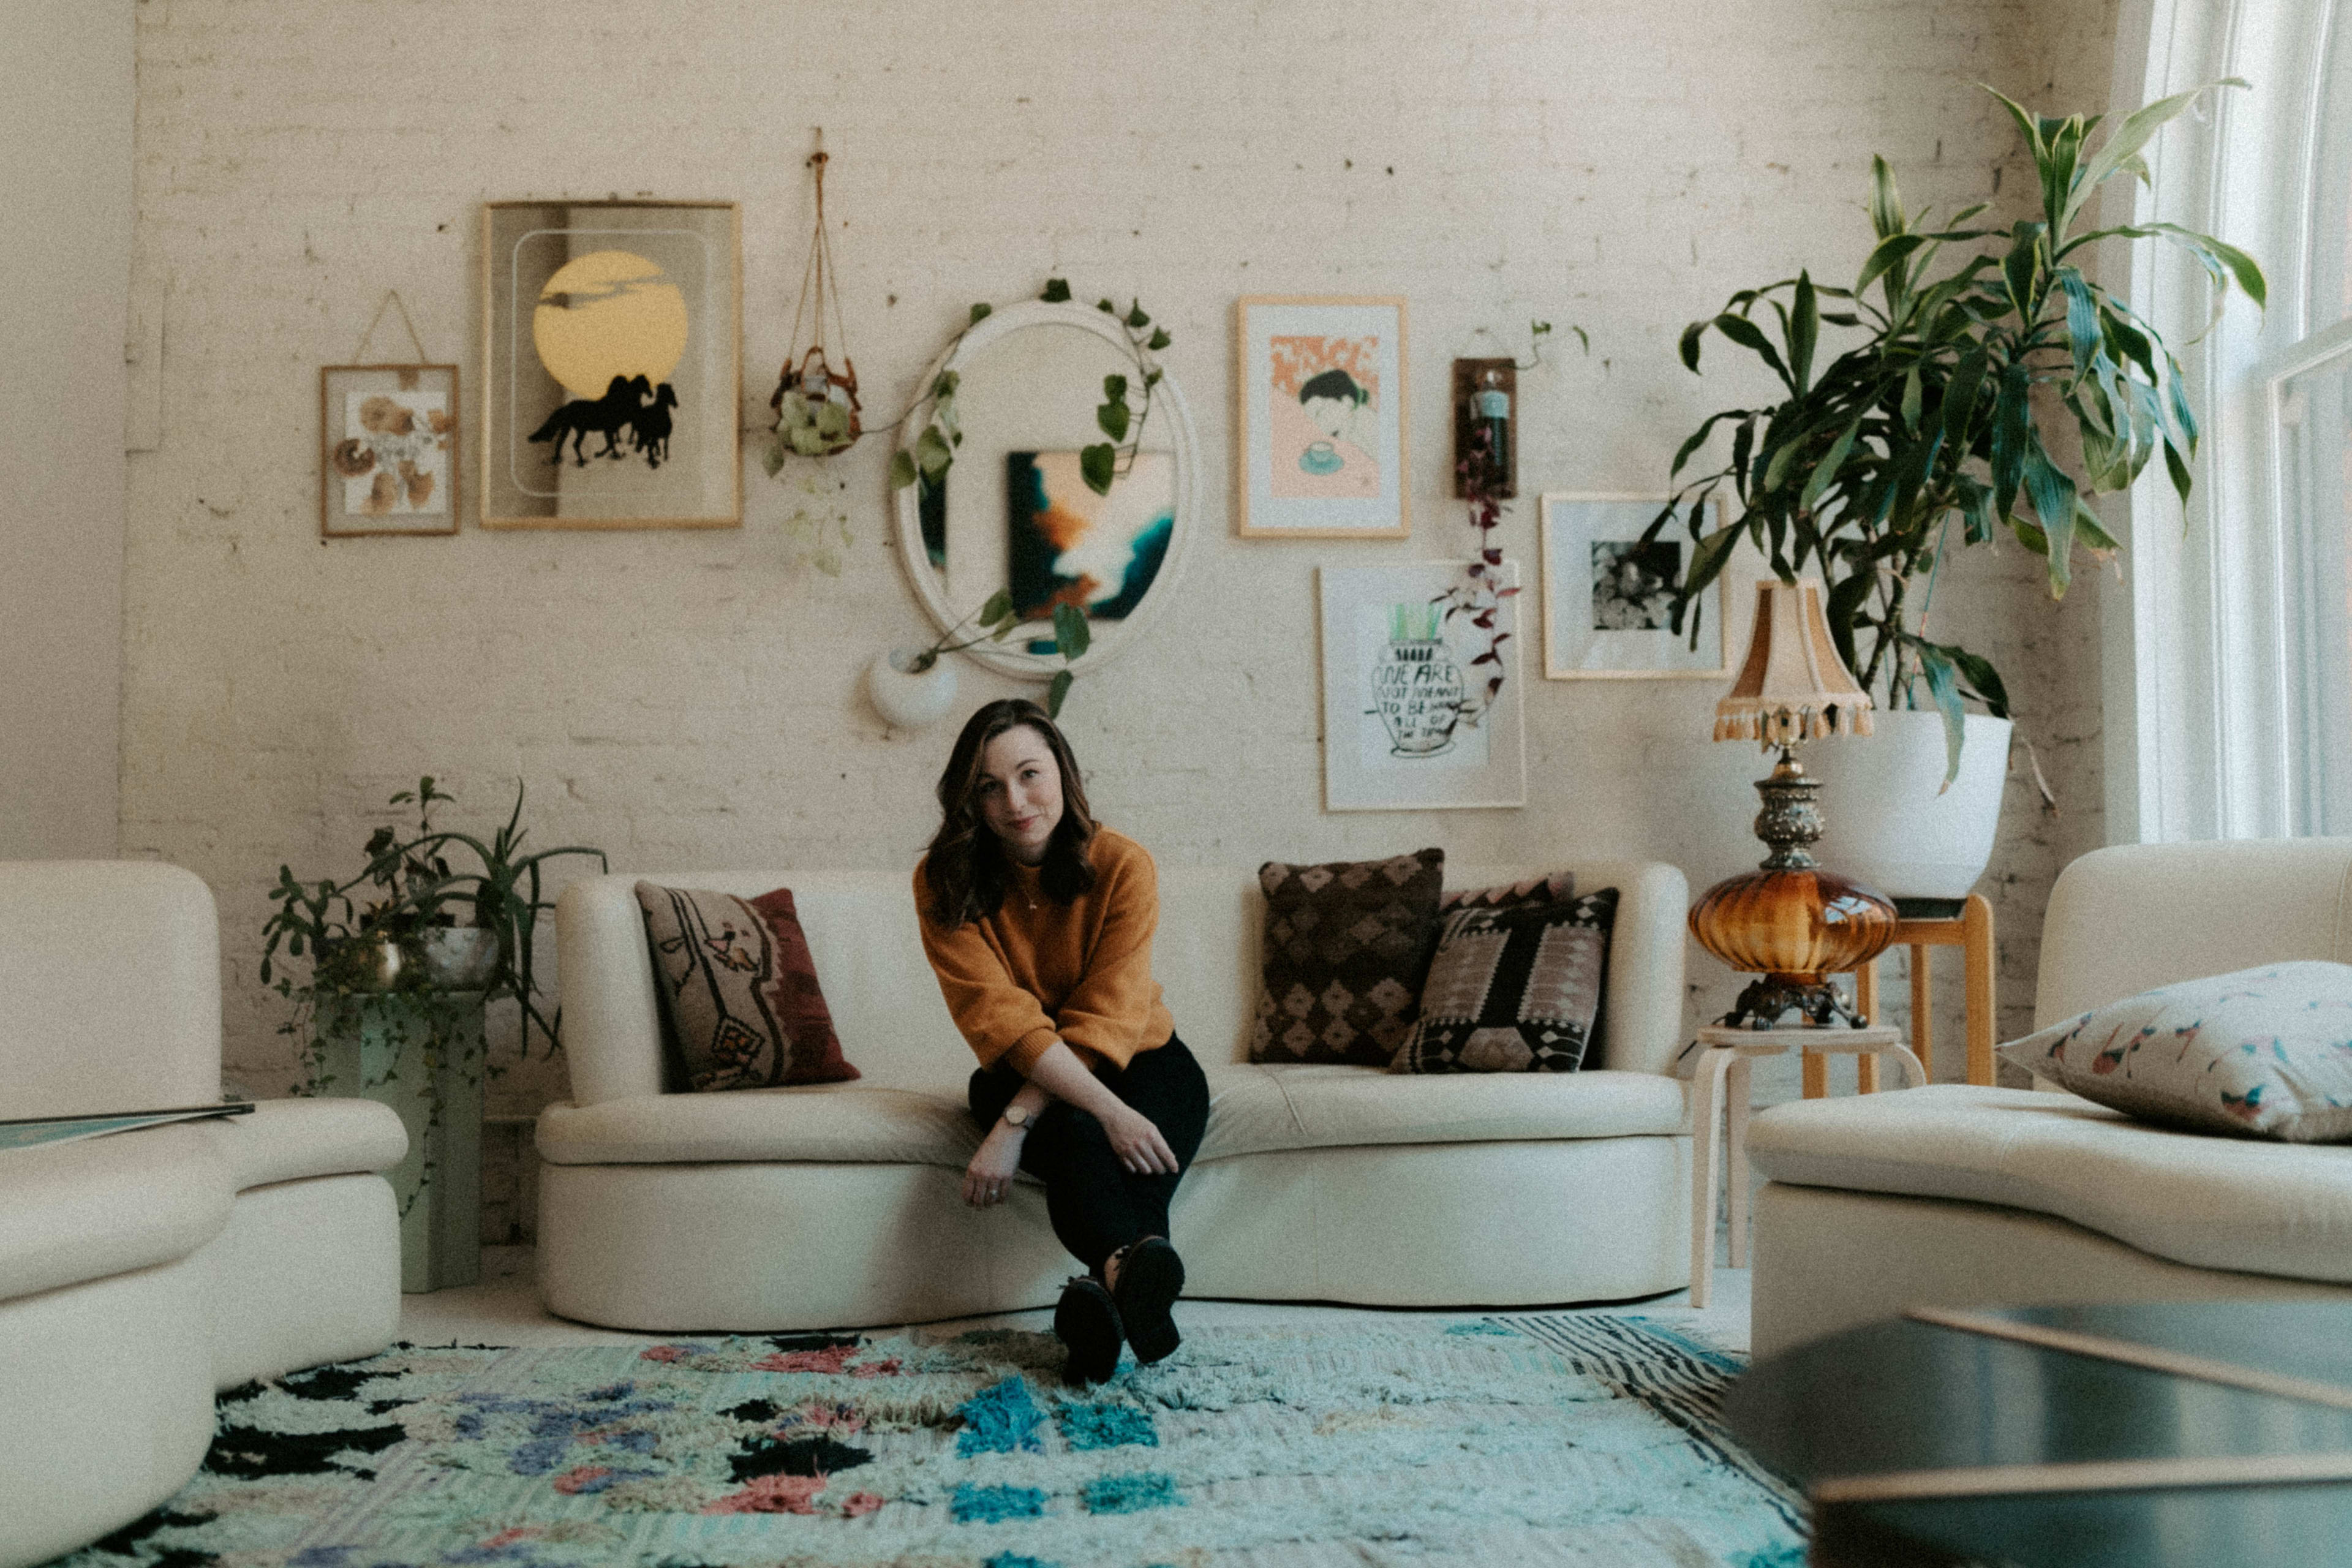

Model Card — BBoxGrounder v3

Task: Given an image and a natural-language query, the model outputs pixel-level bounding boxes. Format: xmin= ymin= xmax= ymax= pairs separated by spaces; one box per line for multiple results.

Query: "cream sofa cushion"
xmin=1747 ymin=1083 xmax=2352 ymax=1283
xmin=200 ymin=1099 xmax=409 ymax=1191
xmin=0 ymin=1125 xmax=232 ymax=1302
xmin=539 ymin=1062 xmax=1689 ymax=1169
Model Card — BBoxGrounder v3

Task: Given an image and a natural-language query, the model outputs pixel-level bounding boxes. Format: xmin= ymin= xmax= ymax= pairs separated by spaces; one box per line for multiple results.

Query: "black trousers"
xmin=968 ymin=1035 xmax=1210 ymax=1273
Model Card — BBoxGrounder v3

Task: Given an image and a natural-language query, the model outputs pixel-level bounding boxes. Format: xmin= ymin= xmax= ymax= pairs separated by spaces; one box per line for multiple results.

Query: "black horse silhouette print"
xmin=631 ymin=383 xmax=677 ymax=469
xmin=527 ymin=375 xmax=677 ymax=470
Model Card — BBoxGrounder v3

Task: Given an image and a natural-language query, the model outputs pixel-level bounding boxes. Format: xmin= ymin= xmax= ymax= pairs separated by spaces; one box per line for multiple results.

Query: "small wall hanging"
xmin=1318 ymin=560 xmax=1526 ymax=810
xmin=1235 ymin=296 xmax=1409 ymax=539
xmin=766 ymin=130 xmax=862 ymax=466
xmin=320 ymin=292 xmax=458 ymax=538
xmin=480 ymin=199 xmax=741 ymax=530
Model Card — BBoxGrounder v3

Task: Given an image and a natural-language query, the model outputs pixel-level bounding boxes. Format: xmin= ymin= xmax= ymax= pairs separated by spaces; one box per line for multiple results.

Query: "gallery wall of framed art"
xmin=480 ymin=200 xmax=742 ymax=530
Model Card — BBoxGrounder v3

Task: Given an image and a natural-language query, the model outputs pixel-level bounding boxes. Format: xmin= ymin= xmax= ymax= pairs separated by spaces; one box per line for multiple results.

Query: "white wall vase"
xmin=867 ymin=647 xmax=959 ymax=729
xmin=1807 ymin=710 xmax=2013 ymax=901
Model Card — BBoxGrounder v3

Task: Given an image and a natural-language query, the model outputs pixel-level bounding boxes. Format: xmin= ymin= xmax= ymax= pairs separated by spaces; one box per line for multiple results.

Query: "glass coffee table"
xmin=1724 ymin=1300 xmax=2352 ymax=1566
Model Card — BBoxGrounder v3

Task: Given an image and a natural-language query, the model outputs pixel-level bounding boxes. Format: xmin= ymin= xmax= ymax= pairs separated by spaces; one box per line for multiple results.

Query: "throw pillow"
xmin=633 ymin=881 xmax=860 ymax=1092
xmin=1441 ymin=869 xmax=1576 ymax=913
xmin=1391 ymin=889 xmax=1619 ymax=1075
xmin=1251 ymin=848 xmax=1446 ymax=1066
xmin=1997 ymin=960 xmax=2352 ymax=1142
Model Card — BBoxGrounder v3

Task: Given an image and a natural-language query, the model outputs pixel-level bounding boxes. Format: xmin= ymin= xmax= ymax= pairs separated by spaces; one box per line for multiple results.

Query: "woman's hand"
xmin=1099 ymin=1103 xmax=1180 ymax=1177
xmin=963 ymin=1125 xmax=1024 ymax=1208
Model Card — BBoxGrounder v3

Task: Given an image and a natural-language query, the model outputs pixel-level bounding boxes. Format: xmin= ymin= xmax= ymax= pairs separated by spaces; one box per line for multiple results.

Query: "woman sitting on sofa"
xmin=915 ymin=698 xmax=1210 ymax=1384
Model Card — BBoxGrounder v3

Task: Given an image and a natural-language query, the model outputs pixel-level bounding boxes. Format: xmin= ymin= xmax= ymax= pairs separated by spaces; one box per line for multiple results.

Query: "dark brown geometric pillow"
xmin=1250 ymin=848 xmax=1445 ymax=1066
xmin=1391 ymin=889 xmax=1618 ymax=1074
xmin=634 ymin=881 xmax=861 ymax=1092
xmin=1440 ymin=869 xmax=1575 ymax=913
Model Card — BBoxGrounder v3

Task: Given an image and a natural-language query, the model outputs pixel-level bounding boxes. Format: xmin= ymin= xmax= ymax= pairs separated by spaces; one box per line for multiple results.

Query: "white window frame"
xmin=2105 ymin=0 xmax=2340 ymax=840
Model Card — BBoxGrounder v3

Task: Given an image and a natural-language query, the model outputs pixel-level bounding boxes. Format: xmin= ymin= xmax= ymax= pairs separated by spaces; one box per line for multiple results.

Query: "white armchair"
xmin=0 ymin=862 xmax=408 ymax=1568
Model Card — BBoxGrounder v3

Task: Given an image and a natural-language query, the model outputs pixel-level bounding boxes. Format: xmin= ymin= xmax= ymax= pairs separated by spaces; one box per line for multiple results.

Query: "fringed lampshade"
xmin=1713 ymin=576 xmax=1875 ymax=745
xmin=1689 ymin=577 xmax=1895 ymax=1030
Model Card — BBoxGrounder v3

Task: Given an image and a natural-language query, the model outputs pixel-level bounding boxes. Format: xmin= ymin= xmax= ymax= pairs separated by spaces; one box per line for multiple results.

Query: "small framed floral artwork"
xmin=1317 ymin=562 xmax=1526 ymax=811
xmin=1235 ymin=296 xmax=1408 ymax=538
xmin=1540 ymin=492 xmax=1746 ymax=678
xmin=319 ymin=364 xmax=460 ymax=537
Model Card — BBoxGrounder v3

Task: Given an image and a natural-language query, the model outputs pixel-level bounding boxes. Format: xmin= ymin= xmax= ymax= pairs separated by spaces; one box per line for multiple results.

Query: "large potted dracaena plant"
xmin=1645 ymin=83 xmax=2263 ymax=897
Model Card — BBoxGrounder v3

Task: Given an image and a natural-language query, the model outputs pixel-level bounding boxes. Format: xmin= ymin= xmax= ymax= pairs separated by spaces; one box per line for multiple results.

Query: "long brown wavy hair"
xmin=924 ymin=698 xmax=1099 ymax=928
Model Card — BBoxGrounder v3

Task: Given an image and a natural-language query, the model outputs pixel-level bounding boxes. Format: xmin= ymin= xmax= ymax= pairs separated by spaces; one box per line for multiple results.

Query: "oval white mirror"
xmin=892 ymin=301 xmax=1197 ymax=680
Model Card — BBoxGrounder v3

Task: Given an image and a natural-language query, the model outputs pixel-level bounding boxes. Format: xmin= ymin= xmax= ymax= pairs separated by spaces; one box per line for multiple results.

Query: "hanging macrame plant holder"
xmin=770 ymin=132 xmax=862 ymax=459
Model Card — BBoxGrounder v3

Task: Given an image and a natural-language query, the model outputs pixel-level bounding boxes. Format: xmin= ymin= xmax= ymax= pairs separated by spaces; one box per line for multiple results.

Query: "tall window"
xmin=2280 ymin=4 xmax=2352 ymax=831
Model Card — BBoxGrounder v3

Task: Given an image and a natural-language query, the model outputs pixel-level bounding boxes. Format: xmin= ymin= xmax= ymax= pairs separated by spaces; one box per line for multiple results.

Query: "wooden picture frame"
xmin=1540 ymin=492 xmax=1754 ymax=679
xmin=1317 ymin=560 xmax=1527 ymax=810
xmin=480 ymin=199 xmax=742 ymax=530
xmin=319 ymin=364 xmax=460 ymax=538
xmin=1235 ymin=296 xmax=1409 ymax=538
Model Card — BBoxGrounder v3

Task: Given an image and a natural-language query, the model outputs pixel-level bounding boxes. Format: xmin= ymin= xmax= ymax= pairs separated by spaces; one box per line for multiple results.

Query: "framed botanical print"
xmin=481 ymin=200 xmax=741 ymax=529
xmin=1235 ymin=296 xmax=1408 ymax=538
xmin=320 ymin=364 xmax=459 ymax=537
xmin=1317 ymin=561 xmax=1527 ymax=810
xmin=1540 ymin=492 xmax=1744 ymax=679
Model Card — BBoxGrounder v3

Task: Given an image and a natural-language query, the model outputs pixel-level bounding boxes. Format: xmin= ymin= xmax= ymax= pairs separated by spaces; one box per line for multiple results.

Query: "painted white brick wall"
xmin=126 ymin=0 xmax=2119 ymax=1169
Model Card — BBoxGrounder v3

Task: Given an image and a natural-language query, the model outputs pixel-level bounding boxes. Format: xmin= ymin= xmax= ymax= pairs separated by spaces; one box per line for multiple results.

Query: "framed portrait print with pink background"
xmin=1234 ymin=296 xmax=1408 ymax=538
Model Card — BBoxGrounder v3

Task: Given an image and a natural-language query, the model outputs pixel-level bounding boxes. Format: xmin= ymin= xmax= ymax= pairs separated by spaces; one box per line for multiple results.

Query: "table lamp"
xmin=1690 ymin=576 xmax=1897 ymax=1029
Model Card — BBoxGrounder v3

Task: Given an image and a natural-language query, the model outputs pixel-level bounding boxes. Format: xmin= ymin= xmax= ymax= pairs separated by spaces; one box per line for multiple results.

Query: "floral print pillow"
xmin=1997 ymin=961 xmax=2352 ymax=1143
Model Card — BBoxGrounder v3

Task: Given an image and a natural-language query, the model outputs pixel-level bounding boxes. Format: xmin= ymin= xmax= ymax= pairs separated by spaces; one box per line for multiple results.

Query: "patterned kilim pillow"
xmin=1441 ymin=869 xmax=1576 ymax=913
xmin=634 ymin=882 xmax=861 ymax=1092
xmin=1391 ymin=889 xmax=1618 ymax=1074
xmin=1997 ymin=960 xmax=2352 ymax=1142
xmin=1250 ymin=848 xmax=1446 ymax=1066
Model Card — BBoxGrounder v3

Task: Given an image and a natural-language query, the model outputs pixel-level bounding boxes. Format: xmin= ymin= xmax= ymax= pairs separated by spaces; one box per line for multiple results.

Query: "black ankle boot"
xmin=1109 ymin=1237 xmax=1185 ymax=1365
xmin=1055 ymin=1275 xmax=1123 ymax=1385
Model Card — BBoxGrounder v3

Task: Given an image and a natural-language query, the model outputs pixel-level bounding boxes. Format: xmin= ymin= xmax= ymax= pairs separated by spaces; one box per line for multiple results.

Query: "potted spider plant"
xmin=262 ymin=777 xmax=606 ymax=1289
xmin=1645 ymin=83 xmax=2263 ymax=897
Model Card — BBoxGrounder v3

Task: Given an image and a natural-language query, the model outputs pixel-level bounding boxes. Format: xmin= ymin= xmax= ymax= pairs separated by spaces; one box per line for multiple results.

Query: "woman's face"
xmin=1303 ymin=394 xmax=1352 ymax=442
xmin=976 ymin=725 xmax=1064 ymax=865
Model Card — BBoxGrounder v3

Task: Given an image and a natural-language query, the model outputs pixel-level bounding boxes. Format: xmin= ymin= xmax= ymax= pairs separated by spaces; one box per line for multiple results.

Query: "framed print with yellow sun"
xmin=481 ymin=200 xmax=741 ymax=529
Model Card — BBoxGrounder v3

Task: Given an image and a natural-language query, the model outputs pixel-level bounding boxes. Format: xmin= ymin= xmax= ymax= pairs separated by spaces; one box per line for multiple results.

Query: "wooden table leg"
xmin=1689 ymin=1047 xmax=1735 ymax=1309
xmin=1802 ymin=1050 xmax=1828 ymax=1098
xmin=1964 ymin=892 xmax=1996 ymax=1086
xmin=1856 ymin=1051 xmax=1879 ymax=1093
xmin=1726 ymin=1055 xmax=1754 ymax=1268
xmin=1910 ymin=942 xmax=1934 ymax=1083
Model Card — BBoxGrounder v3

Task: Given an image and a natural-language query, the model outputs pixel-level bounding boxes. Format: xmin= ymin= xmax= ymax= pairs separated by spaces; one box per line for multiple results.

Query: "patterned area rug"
xmin=66 ymin=1316 xmax=1804 ymax=1568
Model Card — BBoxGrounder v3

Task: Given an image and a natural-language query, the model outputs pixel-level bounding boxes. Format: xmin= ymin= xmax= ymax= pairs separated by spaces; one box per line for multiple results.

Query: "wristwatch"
xmin=1002 ymin=1104 xmax=1033 ymax=1129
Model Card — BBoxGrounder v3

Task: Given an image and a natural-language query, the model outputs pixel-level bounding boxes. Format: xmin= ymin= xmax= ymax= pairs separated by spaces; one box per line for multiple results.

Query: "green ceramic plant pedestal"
xmin=311 ymin=990 xmax=485 ymax=1293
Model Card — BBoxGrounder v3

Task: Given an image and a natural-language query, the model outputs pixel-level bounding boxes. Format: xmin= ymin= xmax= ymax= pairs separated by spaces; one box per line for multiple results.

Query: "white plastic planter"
xmin=1807 ymin=710 xmax=2013 ymax=901
xmin=867 ymin=648 xmax=960 ymax=730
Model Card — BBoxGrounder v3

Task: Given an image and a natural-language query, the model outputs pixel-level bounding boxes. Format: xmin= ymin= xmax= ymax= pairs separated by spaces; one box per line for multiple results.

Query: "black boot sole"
xmin=1112 ymin=1238 xmax=1185 ymax=1365
xmin=1055 ymin=1276 xmax=1123 ymax=1386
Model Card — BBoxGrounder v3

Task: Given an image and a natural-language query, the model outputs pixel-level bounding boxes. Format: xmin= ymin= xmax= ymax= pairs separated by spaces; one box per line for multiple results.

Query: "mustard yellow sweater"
xmin=915 ymin=827 xmax=1175 ymax=1074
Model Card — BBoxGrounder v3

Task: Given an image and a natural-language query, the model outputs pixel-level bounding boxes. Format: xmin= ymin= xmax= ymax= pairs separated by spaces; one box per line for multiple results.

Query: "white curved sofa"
xmin=1747 ymin=839 xmax=2352 ymax=1358
xmin=540 ymin=859 xmax=1694 ymax=1331
xmin=0 ymin=862 xmax=407 ymax=1568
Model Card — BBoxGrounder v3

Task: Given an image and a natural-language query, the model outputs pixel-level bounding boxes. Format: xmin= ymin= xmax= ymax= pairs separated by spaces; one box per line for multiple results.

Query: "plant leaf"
xmin=888 ymin=450 xmax=918 ymax=489
xmin=969 ymin=302 xmax=992 ymax=325
xmin=979 ymin=589 xmax=1015 ymax=625
xmin=1126 ymin=301 xmax=1150 ymax=329
xmin=1148 ymin=327 xmax=1172 ymax=351
xmin=2023 ymin=438 xmax=2079 ymax=597
xmin=1096 ymin=399 xmax=1131 ymax=441
xmin=1046 ymin=668 xmax=1073 ymax=718
xmin=916 ymin=426 xmax=954 ymax=480
xmin=1041 ymin=278 xmax=1072 ymax=303
xmin=1052 ymin=600 xmax=1091 ymax=659
xmin=1079 ymin=443 xmax=1116 ymax=494
xmin=2066 ymin=80 xmax=2248 ymax=230
xmin=1790 ymin=271 xmax=1819 ymax=394
xmin=1913 ymin=641 xmax=1970 ymax=790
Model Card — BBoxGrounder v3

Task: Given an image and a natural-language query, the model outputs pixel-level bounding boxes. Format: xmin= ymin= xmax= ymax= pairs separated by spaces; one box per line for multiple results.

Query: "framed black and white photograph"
xmin=1541 ymin=492 xmax=1738 ymax=679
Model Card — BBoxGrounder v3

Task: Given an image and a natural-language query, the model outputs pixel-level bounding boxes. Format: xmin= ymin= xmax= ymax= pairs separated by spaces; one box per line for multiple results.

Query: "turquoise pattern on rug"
xmin=62 ymin=1317 xmax=1803 ymax=1567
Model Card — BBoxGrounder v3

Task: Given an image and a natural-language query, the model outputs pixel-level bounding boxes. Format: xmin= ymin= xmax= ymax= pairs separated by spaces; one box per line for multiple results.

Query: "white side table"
xmin=1687 ymin=1023 xmax=1927 ymax=1309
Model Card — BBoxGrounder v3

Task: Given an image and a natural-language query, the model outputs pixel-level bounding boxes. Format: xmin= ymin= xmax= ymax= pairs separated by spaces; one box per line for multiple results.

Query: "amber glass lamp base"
xmin=1692 ymin=744 xmax=1898 ymax=1030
